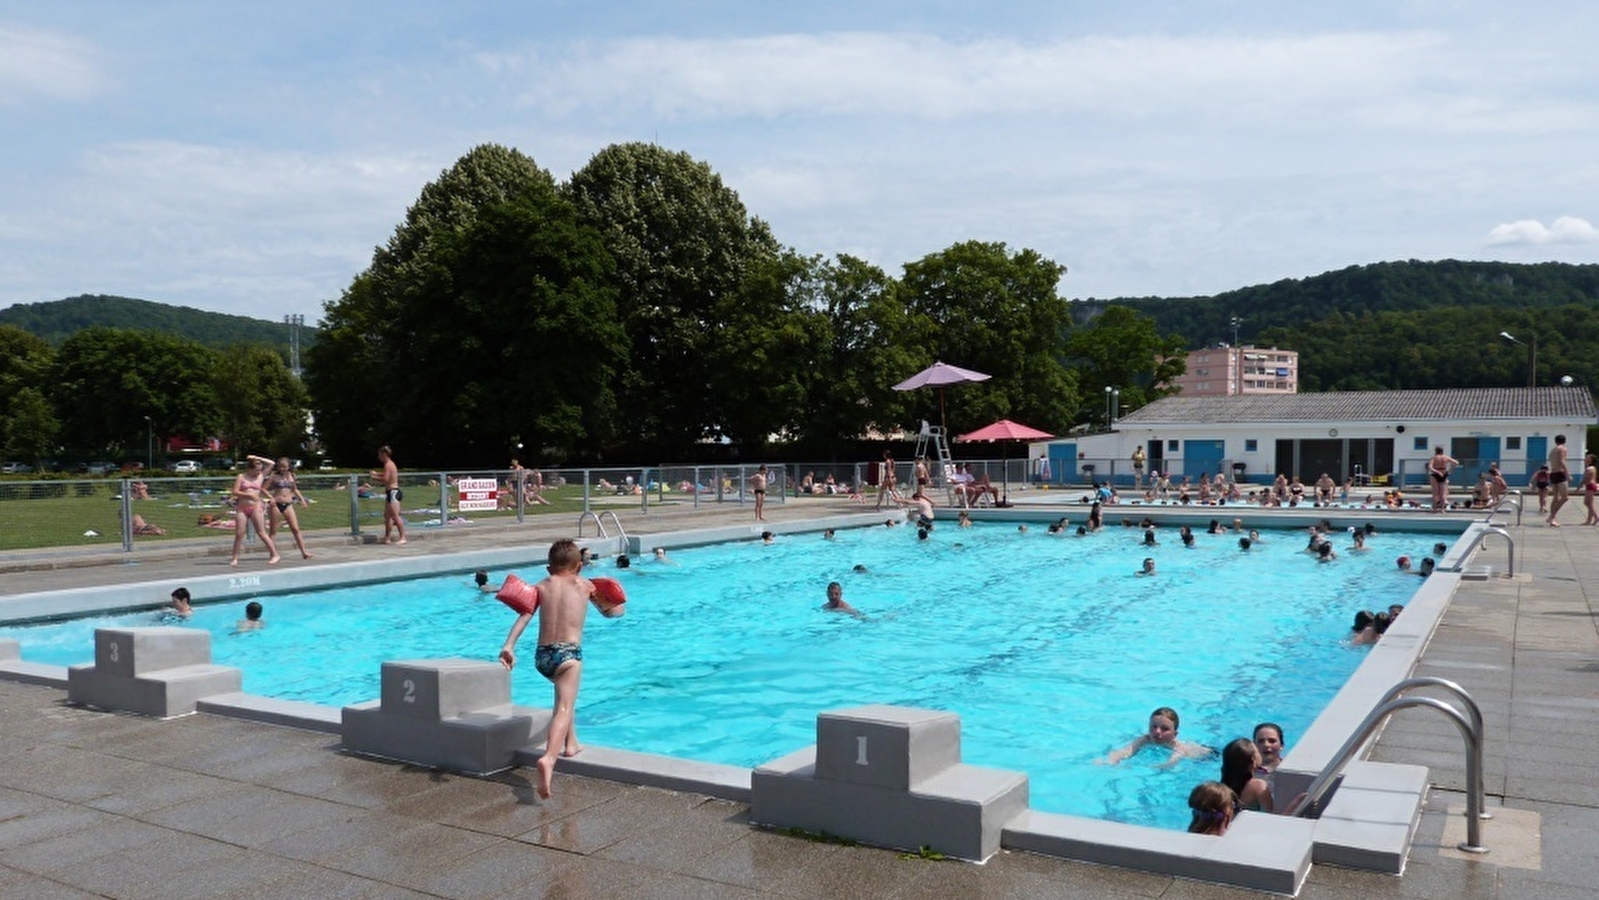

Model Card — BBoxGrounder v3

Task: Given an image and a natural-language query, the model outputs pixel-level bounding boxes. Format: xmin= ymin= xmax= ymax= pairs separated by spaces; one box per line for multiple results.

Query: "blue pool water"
xmin=0 ymin=521 xmax=1455 ymax=829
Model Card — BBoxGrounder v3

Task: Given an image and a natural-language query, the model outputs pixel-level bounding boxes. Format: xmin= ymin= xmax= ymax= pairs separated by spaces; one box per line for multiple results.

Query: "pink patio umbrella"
xmin=958 ymin=419 xmax=1054 ymax=506
xmin=892 ymin=361 xmax=991 ymax=434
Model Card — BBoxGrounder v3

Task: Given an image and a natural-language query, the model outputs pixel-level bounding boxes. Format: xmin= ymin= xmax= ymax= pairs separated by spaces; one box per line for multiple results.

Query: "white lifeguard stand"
xmin=911 ymin=421 xmax=958 ymax=501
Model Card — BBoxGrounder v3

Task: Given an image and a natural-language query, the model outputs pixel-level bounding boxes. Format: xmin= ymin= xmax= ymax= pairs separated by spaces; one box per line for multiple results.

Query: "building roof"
xmin=1120 ymin=387 xmax=1597 ymax=425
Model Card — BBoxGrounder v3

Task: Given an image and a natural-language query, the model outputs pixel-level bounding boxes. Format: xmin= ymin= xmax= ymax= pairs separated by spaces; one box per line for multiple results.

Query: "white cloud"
xmin=1486 ymin=216 xmax=1599 ymax=246
xmin=502 ymin=29 xmax=1506 ymax=131
xmin=0 ymin=22 xmax=102 ymax=103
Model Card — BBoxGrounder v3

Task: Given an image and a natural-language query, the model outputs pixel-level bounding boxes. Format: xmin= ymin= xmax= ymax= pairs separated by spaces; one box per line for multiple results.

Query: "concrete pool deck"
xmin=0 ymin=498 xmax=1595 ymax=898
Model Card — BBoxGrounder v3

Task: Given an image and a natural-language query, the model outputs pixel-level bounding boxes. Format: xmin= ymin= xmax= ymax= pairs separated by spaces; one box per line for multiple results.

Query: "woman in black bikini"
xmin=266 ymin=457 xmax=313 ymax=559
xmin=1427 ymin=447 xmax=1458 ymax=512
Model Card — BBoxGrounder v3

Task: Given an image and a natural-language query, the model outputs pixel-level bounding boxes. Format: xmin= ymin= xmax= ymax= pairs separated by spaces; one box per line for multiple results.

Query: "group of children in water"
xmin=1104 ymin=706 xmax=1291 ymax=836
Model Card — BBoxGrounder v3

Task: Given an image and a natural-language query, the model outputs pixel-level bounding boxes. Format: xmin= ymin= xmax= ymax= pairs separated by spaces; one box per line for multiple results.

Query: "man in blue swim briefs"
xmin=498 ymin=538 xmax=625 ymax=799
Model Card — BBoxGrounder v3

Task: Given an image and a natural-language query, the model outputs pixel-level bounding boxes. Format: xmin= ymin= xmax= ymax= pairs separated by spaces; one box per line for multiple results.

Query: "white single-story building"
xmin=1032 ymin=387 xmax=1596 ymax=489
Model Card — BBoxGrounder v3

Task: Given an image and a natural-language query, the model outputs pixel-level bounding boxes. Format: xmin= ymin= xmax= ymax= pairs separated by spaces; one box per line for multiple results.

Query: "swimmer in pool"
xmin=1252 ymin=722 xmax=1285 ymax=775
xmin=823 ymin=581 xmax=862 ymax=617
xmin=1136 ymin=557 xmax=1157 ymax=576
xmin=234 ymin=600 xmax=264 ymax=632
xmin=474 ymin=570 xmax=499 ymax=593
xmin=163 ymin=587 xmax=193 ymax=619
xmin=1103 ymin=706 xmax=1212 ymax=767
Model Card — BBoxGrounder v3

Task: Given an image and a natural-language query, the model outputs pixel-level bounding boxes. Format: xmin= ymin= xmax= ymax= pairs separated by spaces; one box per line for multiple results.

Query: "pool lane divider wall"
xmin=65 ymin=627 xmax=242 ymax=718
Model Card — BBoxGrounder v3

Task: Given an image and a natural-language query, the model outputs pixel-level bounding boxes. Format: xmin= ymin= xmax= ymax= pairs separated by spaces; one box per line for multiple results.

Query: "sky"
xmin=2 ymin=1 xmax=1597 ymax=325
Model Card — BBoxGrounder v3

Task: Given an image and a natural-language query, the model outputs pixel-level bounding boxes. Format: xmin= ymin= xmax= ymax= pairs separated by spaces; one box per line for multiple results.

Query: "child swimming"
xmin=1103 ymin=706 xmax=1212 ymax=766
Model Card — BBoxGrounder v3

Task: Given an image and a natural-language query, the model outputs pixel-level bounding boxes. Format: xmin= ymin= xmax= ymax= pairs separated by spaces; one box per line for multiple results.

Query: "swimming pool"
xmin=0 ymin=520 xmax=1454 ymax=830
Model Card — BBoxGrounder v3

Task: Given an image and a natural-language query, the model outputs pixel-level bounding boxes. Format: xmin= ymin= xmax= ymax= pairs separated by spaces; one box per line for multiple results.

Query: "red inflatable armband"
xmin=590 ymin=576 xmax=627 ymax=607
xmin=495 ymin=573 xmax=540 ymax=615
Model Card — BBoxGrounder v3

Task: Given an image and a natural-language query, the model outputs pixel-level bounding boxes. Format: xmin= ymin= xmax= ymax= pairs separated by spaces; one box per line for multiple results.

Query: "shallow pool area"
xmin=0 ymin=518 xmax=1460 ymax=831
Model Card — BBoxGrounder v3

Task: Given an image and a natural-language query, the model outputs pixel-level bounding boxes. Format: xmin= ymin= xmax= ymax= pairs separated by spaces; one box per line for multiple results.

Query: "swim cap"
xmin=591 ymin=576 xmax=628 ymax=607
xmin=495 ymin=574 xmax=540 ymax=615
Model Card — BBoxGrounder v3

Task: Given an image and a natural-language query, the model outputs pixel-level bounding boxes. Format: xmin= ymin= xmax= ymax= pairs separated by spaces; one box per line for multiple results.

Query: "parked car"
xmin=83 ymin=461 xmax=116 ymax=475
xmin=0 ymin=462 xmax=32 ymax=474
xmin=168 ymin=460 xmax=202 ymax=473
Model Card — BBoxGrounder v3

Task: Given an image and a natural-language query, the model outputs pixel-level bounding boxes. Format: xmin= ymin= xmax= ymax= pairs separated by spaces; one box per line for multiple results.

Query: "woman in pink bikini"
xmin=230 ymin=455 xmax=281 ymax=566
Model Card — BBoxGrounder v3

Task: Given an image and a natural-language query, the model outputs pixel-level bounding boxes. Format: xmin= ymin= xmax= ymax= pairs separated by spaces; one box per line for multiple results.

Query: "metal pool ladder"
xmin=1462 ymin=525 xmax=1515 ymax=576
xmin=577 ymin=510 xmax=629 ymax=545
xmin=1292 ymin=676 xmax=1489 ymax=854
xmin=1487 ymin=491 xmax=1522 ymax=527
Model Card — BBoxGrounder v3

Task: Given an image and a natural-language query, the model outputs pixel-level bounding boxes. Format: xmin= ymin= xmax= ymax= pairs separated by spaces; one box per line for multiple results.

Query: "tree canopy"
xmin=564 ymin=142 xmax=782 ymax=457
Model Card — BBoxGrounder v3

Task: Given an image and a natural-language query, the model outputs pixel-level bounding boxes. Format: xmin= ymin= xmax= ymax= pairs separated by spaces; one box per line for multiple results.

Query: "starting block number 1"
xmin=856 ymin=735 xmax=869 ymax=766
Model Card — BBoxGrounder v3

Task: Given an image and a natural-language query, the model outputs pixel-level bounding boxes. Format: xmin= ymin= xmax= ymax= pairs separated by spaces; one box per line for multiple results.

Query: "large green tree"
xmin=564 ymin=142 xmax=781 ymax=457
xmin=1064 ymin=305 xmax=1186 ymax=424
xmin=398 ymin=197 xmax=626 ymax=463
xmin=50 ymin=328 xmax=222 ymax=459
xmin=898 ymin=241 xmax=1079 ymax=434
xmin=793 ymin=254 xmax=923 ymax=446
xmin=3 ymin=387 xmax=60 ymax=466
xmin=212 ymin=345 xmax=308 ymax=458
xmin=0 ymin=326 xmax=55 ymax=455
xmin=307 ymin=144 xmax=577 ymax=465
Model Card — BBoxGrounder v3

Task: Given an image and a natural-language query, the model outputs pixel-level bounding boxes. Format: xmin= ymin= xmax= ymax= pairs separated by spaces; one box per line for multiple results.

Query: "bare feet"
xmin=267 ymin=556 xmax=281 ymax=565
xmin=534 ymin=756 xmax=555 ymax=799
xmin=1548 ymin=519 xmax=1561 ymax=527
xmin=301 ymin=551 xmax=313 ymax=559
xmin=396 ymin=538 xmax=407 ymax=545
xmin=229 ymin=559 xmax=239 ymax=567
xmin=562 ymin=744 xmax=583 ymax=758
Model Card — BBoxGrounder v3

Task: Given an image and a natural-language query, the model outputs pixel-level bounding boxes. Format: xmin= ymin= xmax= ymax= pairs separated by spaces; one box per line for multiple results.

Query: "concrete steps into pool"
xmin=1311 ymin=760 xmax=1431 ymax=874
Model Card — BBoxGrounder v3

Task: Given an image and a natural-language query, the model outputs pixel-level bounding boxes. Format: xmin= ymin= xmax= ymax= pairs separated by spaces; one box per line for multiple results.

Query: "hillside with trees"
xmin=1087 ymin=260 xmax=1599 ymax=390
xmin=0 ymin=294 xmax=309 ymax=349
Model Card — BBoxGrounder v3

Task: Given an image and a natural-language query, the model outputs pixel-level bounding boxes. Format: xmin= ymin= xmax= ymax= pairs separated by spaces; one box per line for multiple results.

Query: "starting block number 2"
xmin=856 ymin=735 xmax=869 ymax=766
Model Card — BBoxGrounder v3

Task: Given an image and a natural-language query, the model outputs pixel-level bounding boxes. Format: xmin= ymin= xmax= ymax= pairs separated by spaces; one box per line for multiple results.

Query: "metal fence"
xmin=0 ymin=458 xmax=1086 ymax=555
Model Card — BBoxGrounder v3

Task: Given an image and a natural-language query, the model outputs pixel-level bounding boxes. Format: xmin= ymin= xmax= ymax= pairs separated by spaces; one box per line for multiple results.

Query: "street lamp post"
xmin=1104 ymin=386 xmax=1120 ymax=428
xmin=143 ymin=416 xmax=153 ymax=469
xmin=1499 ymin=331 xmax=1536 ymax=389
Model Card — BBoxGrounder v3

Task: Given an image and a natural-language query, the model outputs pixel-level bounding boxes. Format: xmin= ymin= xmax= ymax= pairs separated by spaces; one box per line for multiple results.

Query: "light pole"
xmin=1230 ymin=314 xmax=1244 ymax=395
xmin=1499 ymin=331 xmax=1536 ymax=389
xmin=1104 ymin=385 xmax=1120 ymax=429
xmin=143 ymin=416 xmax=153 ymax=469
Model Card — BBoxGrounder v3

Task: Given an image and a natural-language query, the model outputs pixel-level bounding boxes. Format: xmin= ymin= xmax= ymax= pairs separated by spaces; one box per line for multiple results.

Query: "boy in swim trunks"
xmin=750 ymin=464 xmax=768 ymax=522
xmin=497 ymin=538 xmax=624 ymax=799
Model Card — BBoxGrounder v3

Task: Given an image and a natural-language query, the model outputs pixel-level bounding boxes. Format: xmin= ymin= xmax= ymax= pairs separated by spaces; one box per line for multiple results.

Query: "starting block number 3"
xmin=856 ymin=735 xmax=869 ymax=766
xmin=107 ymin=641 xmax=121 ymax=663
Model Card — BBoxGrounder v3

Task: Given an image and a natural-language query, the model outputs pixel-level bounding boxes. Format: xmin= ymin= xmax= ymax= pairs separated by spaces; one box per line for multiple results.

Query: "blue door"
xmin=1471 ymin=437 xmax=1501 ymax=486
xmin=1526 ymin=436 xmax=1547 ymax=484
xmin=1183 ymin=440 xmax=1226 ymax=483
xmin=1046 ymin=442 xmax=1076 ymax=486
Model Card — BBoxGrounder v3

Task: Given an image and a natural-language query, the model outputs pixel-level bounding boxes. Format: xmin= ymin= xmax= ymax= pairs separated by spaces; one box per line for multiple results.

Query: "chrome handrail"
xmin=576 ymin=510 xmax=606 ymax=538
xmin=1292 ymin=695 xmax=1487 ymax=854
xmin=1376 ymin=677 xmax=1490 ymax=819
xmin=1464 ymin=525 xmax=1515 ymax=576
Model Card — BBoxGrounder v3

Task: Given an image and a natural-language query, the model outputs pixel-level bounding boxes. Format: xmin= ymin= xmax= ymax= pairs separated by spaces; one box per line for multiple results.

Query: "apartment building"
xmin=1172 ymin=345 xmax=1298 ymax=396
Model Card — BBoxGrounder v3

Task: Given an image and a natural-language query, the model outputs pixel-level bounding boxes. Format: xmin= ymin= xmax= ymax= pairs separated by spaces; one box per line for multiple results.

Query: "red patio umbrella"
xmin=892 ymin=361 xmax=991 ymax=434
xmin=958 ymin=419 xmax=1054 ymax=506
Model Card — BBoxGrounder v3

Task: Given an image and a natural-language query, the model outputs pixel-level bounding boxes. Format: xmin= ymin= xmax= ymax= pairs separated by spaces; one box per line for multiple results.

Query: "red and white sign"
xmin=456 ymin=478 xmax=499 ymax=511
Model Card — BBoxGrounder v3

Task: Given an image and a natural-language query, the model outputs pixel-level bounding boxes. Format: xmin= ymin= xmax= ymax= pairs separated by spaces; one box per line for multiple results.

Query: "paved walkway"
xmin=1 ymin=500 xmax=1596 ymax=898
